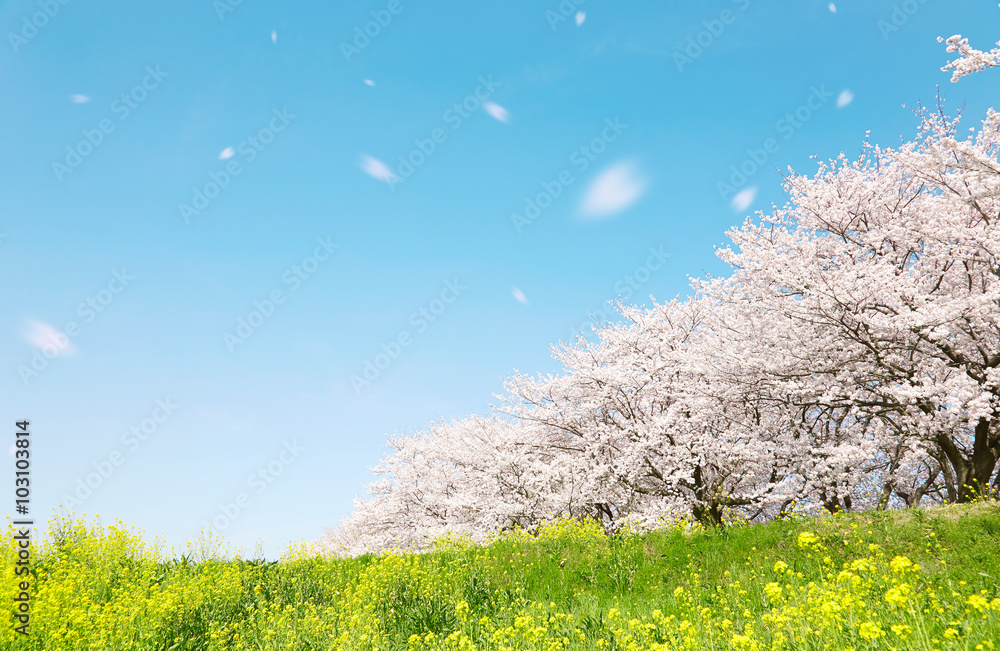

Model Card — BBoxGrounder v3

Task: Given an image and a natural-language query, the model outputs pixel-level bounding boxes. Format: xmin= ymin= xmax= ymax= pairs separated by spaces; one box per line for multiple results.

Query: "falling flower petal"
xmin=511 ymin=287 xmax=528 ymax=305
xmin=579 ymin=162 xmax=649 ymax=218
xmin=483 ymin=101 xmax=510 ymax=124
xmin=837 ymin=89 xmax=855 ymax=108
xmin=360 ymin=155 xmax=397 ymax=183
xmin=218 ymin=147 xmax=235 ymax=160
xmin=731 ymin=186 xmax=757 ymax=212
xmin=24 ymin=319 xmax=74 ymax=356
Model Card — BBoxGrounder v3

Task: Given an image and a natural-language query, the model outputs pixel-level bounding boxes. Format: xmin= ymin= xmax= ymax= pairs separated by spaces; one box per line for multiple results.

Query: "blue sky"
xmin=2 ymin=0 xmax=998 ymax=556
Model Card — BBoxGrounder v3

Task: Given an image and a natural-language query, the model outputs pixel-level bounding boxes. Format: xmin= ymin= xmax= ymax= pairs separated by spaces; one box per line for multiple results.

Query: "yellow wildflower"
xmin=858 ymin=621 xmax=884 ymax=641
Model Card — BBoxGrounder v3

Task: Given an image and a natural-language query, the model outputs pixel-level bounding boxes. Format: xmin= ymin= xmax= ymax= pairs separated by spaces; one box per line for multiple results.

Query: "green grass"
xmin=435 ymin=504 xmax=1000 ymax=620
xmin=3 ymin=503 xmax=999 ymax=650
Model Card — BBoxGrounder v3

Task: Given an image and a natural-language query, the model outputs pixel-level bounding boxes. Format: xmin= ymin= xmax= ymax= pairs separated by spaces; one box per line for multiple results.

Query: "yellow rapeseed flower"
xmin=891 ymin=624 xmax=912 ymax=640
xmin=858 ymin=621 xmax=884 ymax=641
xmin=967 ymin=594 xmax=990 ymax=612
xmin=884 ymin=583 xmax=911 ymax=608
xmin=797 ymin=532 xmax=821 ymax=550
xmin=764 ymin=582 xmax=783 ymax=602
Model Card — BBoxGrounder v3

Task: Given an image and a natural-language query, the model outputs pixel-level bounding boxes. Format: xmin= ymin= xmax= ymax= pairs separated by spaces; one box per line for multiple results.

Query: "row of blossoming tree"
xmin=319 ymin=19 xmax=1000 ymax=557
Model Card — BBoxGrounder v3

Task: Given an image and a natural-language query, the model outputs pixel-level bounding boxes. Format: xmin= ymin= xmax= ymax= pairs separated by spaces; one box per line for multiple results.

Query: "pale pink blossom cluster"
xmin=317 ymin=22 xmax=1000 ymax=557
xmin=939 ymin=6 xmax=1000 ymax=82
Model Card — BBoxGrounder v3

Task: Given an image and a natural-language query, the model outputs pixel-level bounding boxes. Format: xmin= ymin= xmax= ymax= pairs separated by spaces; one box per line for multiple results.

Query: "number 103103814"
xmin=14 ymin=421 xmax=30 ymax=516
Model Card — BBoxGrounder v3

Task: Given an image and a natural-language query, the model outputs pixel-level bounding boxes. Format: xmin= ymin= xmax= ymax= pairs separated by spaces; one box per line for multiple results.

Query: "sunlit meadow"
xmin=1 ymin=503 xmax=998 ymax=650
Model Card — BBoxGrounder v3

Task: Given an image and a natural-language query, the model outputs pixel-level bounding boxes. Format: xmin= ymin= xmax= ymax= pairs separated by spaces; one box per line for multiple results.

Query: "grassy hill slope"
xmin=2 ymin=504 xmax=999 ymax=650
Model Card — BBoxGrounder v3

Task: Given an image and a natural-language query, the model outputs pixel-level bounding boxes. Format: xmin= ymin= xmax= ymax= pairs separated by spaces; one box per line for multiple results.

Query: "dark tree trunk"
xmin=967 ymin=417 xmax=1000 ymax=500
xmin=935 ymin=417 xmax=1000 ymax=502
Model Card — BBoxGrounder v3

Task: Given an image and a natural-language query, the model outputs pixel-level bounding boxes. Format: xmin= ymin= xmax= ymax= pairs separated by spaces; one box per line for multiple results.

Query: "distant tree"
xmin=316 ymin=415 xmax=565 ymax=556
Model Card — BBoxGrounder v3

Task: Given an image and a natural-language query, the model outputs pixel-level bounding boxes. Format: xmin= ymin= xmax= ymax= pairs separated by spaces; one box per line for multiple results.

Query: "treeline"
xmin=319 ymin=24 xmax=1000 ymax=557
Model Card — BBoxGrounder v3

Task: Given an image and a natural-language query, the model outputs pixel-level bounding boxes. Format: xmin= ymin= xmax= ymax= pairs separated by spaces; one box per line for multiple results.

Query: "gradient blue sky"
xmin=2 ymin=0 xmax=998 ymax=556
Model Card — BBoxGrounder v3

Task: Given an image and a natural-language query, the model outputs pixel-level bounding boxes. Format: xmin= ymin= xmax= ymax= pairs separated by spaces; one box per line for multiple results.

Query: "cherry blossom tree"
xmin=501 ymin=297 xmax=805 ymax=527
xmin=710 ymin=52 xmax=1000 ymax=503
xmin=319 ymin=16 xmax=1000 ymax=555
xmin=316 ymin=415 xmax=571 ymax=556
